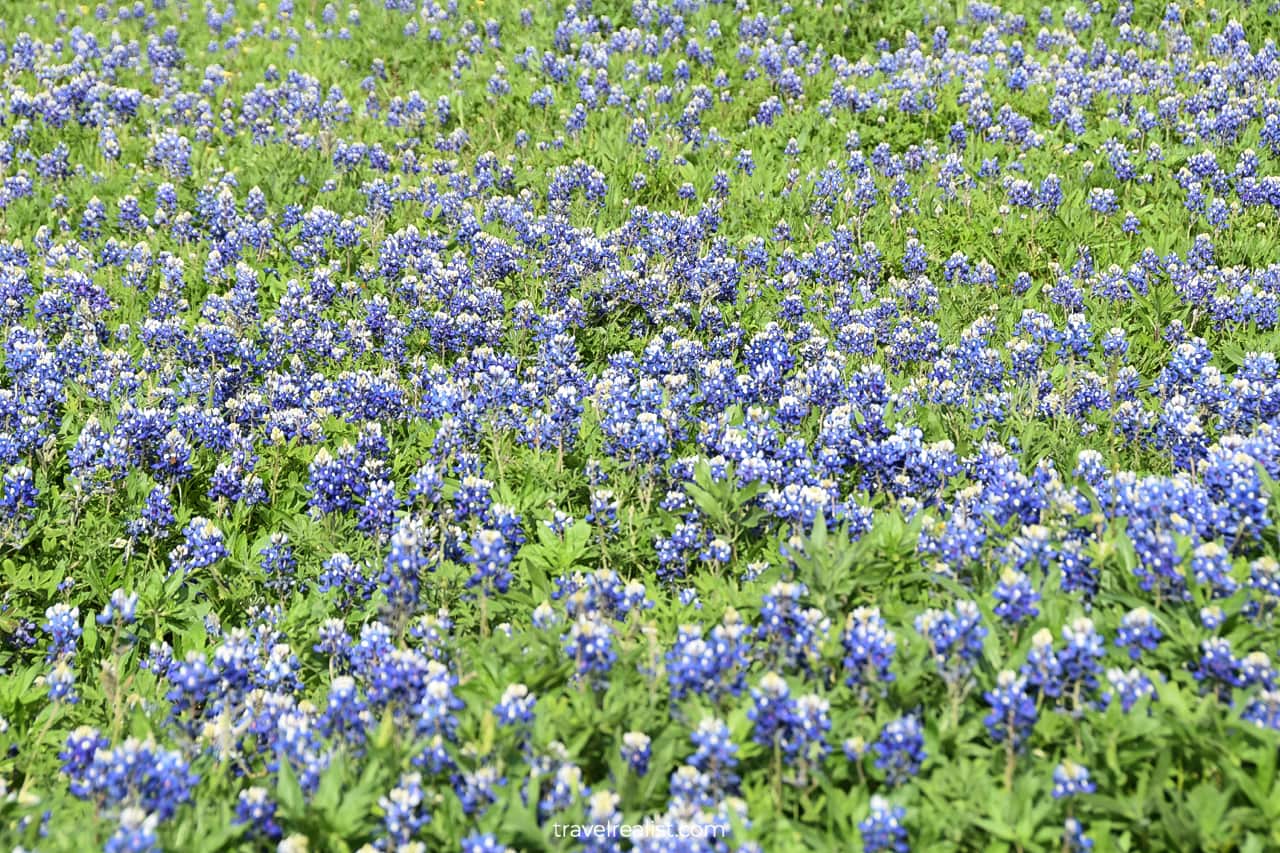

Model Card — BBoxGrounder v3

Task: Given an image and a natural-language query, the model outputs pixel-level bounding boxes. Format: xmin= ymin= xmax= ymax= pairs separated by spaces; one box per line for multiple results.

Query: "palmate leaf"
xmin=320 ymin=754 xmax=384 ymax=840
xmin=786 ymin=506 xmax=928 ymax=613
xmin=521 ymin=519 xmax=595 ymax=588
xmin=274 ymin=760 xmax=306 ymax=822
xmin=166 ymin=802 xmax=246 ymax=853
xmin=495 ymin=795 xmax=550 ymax=852
xmin=683 ymin=460 xmax=768 ymax=539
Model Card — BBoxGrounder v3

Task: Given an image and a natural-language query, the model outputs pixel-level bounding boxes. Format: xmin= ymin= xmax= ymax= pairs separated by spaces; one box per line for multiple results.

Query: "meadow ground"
xmin=1 ymin=0 xmax=1280 ymax=850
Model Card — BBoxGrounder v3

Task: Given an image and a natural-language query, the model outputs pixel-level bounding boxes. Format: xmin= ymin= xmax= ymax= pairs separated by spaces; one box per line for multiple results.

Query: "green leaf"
xmin=82 ymin=616 xmax=99 ymax=656
xmin=276 ymin=759 xmax=305 ymax=818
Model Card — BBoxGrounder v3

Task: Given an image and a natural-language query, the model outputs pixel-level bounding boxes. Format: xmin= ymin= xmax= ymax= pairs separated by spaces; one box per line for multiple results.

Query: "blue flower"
xmin=984 ymin=670 xmax=1038 ymax=749
xmin=993 ymin=568 xmax=1041 ymax=626
xmin=843 ymin=606 xmax=897 ymax=696
xmin=621 ymin=731 xmax=651 ymax=776
xmin=234 ymin=787 xmax=281 ymax=842
xmin=562 ymin=614 xmax=616 ymax=683
xmin=873 ymin=714 xmax=926 ymax=787
xmin=1063 ymin=818 xmax=1094 ymax=853
xmin=494 ymin=683 xmax=536 ymax=727
xmin=105 ymin=809 xmax=159 ymax=853
xmin=169 ymin=518 xmax=228 ymax=576
xmin=690 ymin=717 xmax=740 ymax=794
xmin=98 ymin=590 xmax=139 ymax=627
xmin=1051 ymin=761 xmax=1097 ymax=798
xmin=466 ymin=528 xmax=515 ymax=595
xmin=1114 ymin=608 xmax=1162 ymax=661
xmin=860 ymin=796 xmax=909 ymax=852
xmin=43 ymin=604 xmax=80 ymax=661
xmin=379 ymin=772 xmax=430 ymax=846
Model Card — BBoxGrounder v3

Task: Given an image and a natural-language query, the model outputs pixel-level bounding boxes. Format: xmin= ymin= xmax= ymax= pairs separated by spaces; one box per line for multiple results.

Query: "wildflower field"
xmin=2 ymin=0 xmax=1280 ymax=849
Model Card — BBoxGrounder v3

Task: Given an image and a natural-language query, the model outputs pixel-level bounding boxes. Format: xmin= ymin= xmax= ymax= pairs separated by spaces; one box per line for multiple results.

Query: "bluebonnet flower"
xmin=843 ymin=607 xmax=897 ymax=698
xmin=494 ymin=683 xmax=536 ymax=727
xmin=543 ymin=508 xmax=575 ymax=538
xmin=1052 ymin=762 xmax=1097 ymax=798
xmin=531 ymin=602 xmax=559 ymax=630
xmin=668 ymin=763 xmax=713 ymax=809
xmin=748 ymin=673 xmax=830 ymax=767
xmin=581 ymin=790 xmax=624 ymax=850
xmin=453 ymin=475 xmax=494 ymax=523
xmin=307 ymin=445 xmax=366 ymax=517
xmin=993 ymin=568 xmax=1040 ymax=627
xmin=690 ymin=717 xmax=740 ymax=794
xmin=1102 ymin=667 xmax=1156 ymax=713
xmin=1037 ymin=174 xmax=1062 ymax=210
xmin=98 ymin=590 xmax=139 ymax=628
xmin=667 ymin=611 xmax=751 ymax=702
xmin=757 ymin=582 xmax=829 ymax=672
xmin=1101 ymin=328 xmax=1129 ymax=359
xmin=555 ymin=570 xmax=650 ymax=621
xmin=586 ymin=488 xmax=619 ymax=536
xmin=465 ymin=528 xmax=514 ymax=595
xmin=860 ymin=796 xmax=909 ymax=852
xmin=45 ymin=659 xmax=78 ymax=704
xmin=105 ymin=809 xmax=159 ymax=853
xmin=379 ymin=772 xmax=430 ymax=846
xmin=872 ymin=714 xmax=926 ymax=787
xmin=130 ymin=487 xmax=176 ymax=540
xmin=1190 ymin=542 xmax=1237 ymax=598
xmin=622 ymin=731 xmax=651 ymax=775
xmin=1243 ymin=690 xmax=1280 ymax=731
xmin=358 ymin=479 xmax=400 ymax=542
xmin=1195 ymin=637 xmax=1244 ymax=697
xmin=164 ymin=650 xmax=216 ymax=720
xmin=748 ymin=672 xmax=794 ymax=748
xmin=1087 ymin=188 xmax=1118 ymax=215
xmin=700 ymin=536 xmax=731 ymax=568
xmin=315 ymin=620 xmax=352 ymax=661
xmin=318 ymin=675 xmax=368 ymax=742
xmin=915 ymin=602 xmax=987 ymax=688
xmin=461 ymin=833 xmax=510 ymax=853
xmin=235 ymin=787 xmax=281 ymax=842
xmin=984 ymin=670 xmax=1037 ymax=748
xmin=1200 ymin=606 xmax=1225 ymax=630
xmin=259 ymin=533 xmax=297 ymax=597
xmin=44 ymin=604 xmax=81 ymax=661
xmin=1247 ymin=557 xmax=1280 ymax=619
xmin=0 ymin=465 xmax=37 ymax=536
xmin=844 ymin=735 xmax=870 ymax=764
xmin=380 ymin=517 xmax=432 ymax=620
xmin=1062 ymin=818 xmax=1094 ymax=852
xmin=318 ymin=553 xmax=376 ymax=609
xmin=62 ymin=732 xmax=197 ymax=820
xmin=169 ymin=518 xmax=228 ymax=576
xmin=1114 ymin=609 xmax=1161 ymax=661
xmin=562 ymin=615 xmax=616 ymax=683
xmin=539 ymin=763 xmax=588 ymax=819
xmin=1058 ymin=618 xmax=1105 ymax=701
xmin=409 ymin=463 xmax=444 ymax=505
xmin=152 ymin=429 xmax=193 ymax=482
